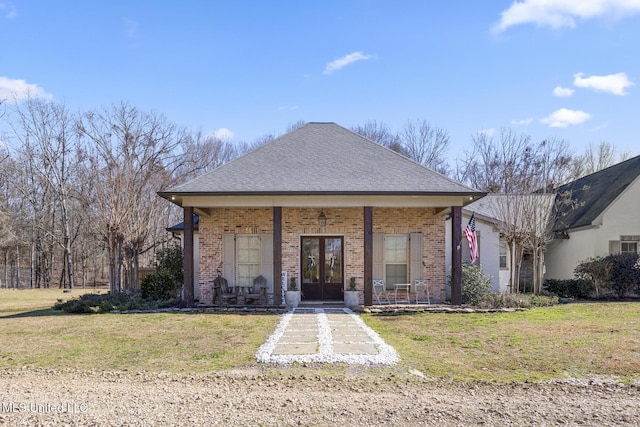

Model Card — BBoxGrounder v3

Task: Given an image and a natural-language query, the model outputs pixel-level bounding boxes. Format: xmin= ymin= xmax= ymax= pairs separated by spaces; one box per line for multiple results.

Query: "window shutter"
xmin=609 ymin=240 xmax=621 ymax=255
xmin=373 ymin=233 xmax=384 ymax=283
xmin=223 ymin=234 xmax=235 ymax=286
xmin=461 ymin=234 xmax=470 ymax=263
xmin=261 ymin=233 xmax=274 ymax=292
xmin=410 ymin=232 xmax=423 ymax=284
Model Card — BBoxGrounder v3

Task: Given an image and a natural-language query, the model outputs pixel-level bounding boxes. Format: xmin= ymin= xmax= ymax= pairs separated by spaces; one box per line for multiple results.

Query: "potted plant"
xmin=344 ymin=277 xmax=360 ymax=307
xmin=285 ymin=277 xmax=301 ymax=308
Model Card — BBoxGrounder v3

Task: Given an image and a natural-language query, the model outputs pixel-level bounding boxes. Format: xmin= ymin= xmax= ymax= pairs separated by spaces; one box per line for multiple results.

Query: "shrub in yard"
xmin=477 ymin=292 xmax=529 ymax=308
xmin=605 ymin=253 xmax=640 ymax=298
xmin=53 ymin=292 xmax=167 ymax=314
xmin=141 ymin=245 xmax=184 ymax=301
xmin=477 ymin=293 xmax=559 ymax=309
xmin=141 ymin=271 xmax=180 ymax=301
xmin=574 ymin=257 xmax=613 ymax=297
xmin=461 ymin=262 xmax=492 ymax=305
xmin=527 ymin=294 xmax=559 ymax=307
xmin=544 ymin=278 xmax=593 ymax=299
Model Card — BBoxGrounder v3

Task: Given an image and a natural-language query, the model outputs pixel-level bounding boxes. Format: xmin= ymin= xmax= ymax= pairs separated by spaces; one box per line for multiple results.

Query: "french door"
xmin=300 ymin=236 xmax=343 ymax=301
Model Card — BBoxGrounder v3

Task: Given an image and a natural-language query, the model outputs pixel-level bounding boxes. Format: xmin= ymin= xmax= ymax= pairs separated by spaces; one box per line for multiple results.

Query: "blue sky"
xmin=1 ymin=0 xmax=639 ymax=161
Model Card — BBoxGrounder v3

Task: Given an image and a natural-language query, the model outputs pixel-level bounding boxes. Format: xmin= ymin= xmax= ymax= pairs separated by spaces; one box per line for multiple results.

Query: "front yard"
xmin=0 ymin=289 xmax=638 ymax=383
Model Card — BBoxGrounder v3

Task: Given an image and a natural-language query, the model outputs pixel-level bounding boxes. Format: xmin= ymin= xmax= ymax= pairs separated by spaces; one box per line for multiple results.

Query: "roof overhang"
xmin=158 ymin=191 xmax=486 ymax=210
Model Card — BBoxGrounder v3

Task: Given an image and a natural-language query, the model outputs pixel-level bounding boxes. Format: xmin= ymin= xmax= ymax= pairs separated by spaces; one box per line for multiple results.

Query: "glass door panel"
xmin=323 ymin=238 xmax=343 ymax=300
xmin=300 ymin=236 xmax=343 ymax=301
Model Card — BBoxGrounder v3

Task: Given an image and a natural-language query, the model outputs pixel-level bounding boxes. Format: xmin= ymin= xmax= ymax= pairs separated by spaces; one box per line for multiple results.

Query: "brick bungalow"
xmin=159 ymin=122 xmax=484 ymax=306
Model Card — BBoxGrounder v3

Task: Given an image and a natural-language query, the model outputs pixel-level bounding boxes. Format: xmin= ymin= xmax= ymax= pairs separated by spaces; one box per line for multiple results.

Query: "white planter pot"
xmin=285 ymin=290 xmax=301 ymax=308
xmin=344 ymin=290 xmax=360 ymax=307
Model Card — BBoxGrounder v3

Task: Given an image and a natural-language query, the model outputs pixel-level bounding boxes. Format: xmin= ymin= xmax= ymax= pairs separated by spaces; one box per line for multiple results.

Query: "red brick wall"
xmin=197 ymin=206 xmax=445 ymax=304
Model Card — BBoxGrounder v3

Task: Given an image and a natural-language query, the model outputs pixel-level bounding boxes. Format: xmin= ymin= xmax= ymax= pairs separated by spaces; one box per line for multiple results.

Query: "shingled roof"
xmin=162 ymin=122 xmax=482 ymax=196
xmin=552 ymin=154 xmax=640 ymax=233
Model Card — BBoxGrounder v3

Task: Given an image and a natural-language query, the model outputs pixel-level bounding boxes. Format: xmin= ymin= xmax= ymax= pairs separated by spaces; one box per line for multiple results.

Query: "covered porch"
xmin=177 ymin=202 xmax=468 ymax=307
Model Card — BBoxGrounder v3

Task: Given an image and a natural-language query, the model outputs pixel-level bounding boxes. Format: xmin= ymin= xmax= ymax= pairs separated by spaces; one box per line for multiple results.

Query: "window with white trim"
xmin=621 ymin=241 xmax=638 ymax=254
xmin=384 ymin=235 xmax=408 ymax=288
xmin=236 ymin=235 xmax=261 ymax=287
xmin=499 ymin=240 xmax=508 ymax=269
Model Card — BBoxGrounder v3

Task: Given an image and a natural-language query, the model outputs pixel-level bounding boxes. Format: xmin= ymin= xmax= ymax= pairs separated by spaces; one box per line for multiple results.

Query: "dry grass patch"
xmin=0 ymin=289 xmax=279 ymax=372
xmin=0 ymin=288 xmax=100 ymax=315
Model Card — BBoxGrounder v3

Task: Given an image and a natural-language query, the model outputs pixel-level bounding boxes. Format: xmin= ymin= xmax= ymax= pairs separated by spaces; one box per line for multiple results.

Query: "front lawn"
xmin=363 ymin=302 xmax=640 ymax=382
xmin=1 ymin=289 xmax=639 ymax=382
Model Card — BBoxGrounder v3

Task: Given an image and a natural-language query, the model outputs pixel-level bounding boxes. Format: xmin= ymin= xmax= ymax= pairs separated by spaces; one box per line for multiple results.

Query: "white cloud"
xmin=573 ymin=72 xmax=634 ymax=95
xmin=511 ymin=117 xmax=533 ymax=126
xmin=553 ymin=86 xmax=574 ymax=97
xmin=212 ymin=128 xmax=234 ymax=141
xmin=0 ymin=2 xmax=18 ymax=19
xmin=478 ymin=128 xmax=496 ymax=138
xmin=540 ymin=108 xmax=591 ymax=128
xmin=123 ymin=18 xmax=139 ymax=38
xmin=324 ymin=51 xmax=373 ymax=75
xmin=493 ymin=0 xmax=640 ymax=33
xmin=0 ymin=76 xmax=53 ymax=101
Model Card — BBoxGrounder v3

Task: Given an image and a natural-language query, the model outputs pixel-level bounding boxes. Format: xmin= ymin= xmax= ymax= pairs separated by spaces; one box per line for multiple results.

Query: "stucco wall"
xmin=545 ymin=176 xmax=640 ymax=279
xmin=196 ymin=206 xmax=446 ymax=304
xmin=445 ymin=214 xmax=506 ymax=293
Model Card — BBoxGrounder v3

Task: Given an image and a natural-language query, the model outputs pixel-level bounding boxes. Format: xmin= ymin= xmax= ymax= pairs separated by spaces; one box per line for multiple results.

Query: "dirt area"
xmin=1 ymin=369 xmax=639 ymax=426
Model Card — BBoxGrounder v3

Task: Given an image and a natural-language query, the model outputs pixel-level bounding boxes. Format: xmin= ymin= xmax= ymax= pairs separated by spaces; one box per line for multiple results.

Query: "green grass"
xmin=0 ymin=289 xmax=279 ymax=372
xmin=1 ymin=289 xmax=639 ymax=382
xmin=362 ymin=302 xmax=640 ymax=382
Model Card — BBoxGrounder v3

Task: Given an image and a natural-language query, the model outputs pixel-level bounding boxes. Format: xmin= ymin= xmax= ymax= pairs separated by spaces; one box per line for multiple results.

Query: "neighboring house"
xmin=159 ymin=122 xmax=484 ymax=306
xmin=545 ymin=154 xmax=640 ymax=280
xmin=445 ymin=195 xmax=512 ymax=294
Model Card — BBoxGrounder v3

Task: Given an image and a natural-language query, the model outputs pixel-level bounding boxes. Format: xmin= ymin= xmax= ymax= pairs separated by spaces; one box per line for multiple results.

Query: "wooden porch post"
xmin=364 ymin=206 xmax=373 ymax=306
xmin=273 ymin=207 xmax=282 ymax=306
xmin=183 ymin=207 xmax=195 ymax=307
xmin=451 ymin=205 xmax=462 ymax=305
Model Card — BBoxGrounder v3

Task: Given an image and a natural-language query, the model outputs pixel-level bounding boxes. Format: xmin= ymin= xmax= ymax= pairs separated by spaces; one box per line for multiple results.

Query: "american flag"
xmin=464 ymin=214 xmax=479 ymax=264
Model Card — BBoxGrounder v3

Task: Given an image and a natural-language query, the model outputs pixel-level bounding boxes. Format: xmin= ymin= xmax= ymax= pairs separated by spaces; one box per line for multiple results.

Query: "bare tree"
xmin=77 ymin=102 xmax=187 ymax=292
xmin=351 ymin=120 xmax=407 ymax=155
xmin=569 ymin=141 xmax=631 ymax=180
xmin=8 ymin=98 xmax=79 ymax=288
xmin=457 ymin=129 xmax=572 ymax=192
xmin=400 ymin=119 xmax=450 ymax=174
xmin=285 ymin=120 xmax=306 ymax=133
xmin=459 ymin=129 xmax=573 ymax=293
xmin=171 ymin=132 xmax=237 ymax=185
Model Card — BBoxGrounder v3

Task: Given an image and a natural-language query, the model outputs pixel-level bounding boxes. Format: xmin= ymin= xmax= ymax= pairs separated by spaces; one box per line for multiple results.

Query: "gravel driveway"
xmin=1 ymin=369 xmax=639 ymax=426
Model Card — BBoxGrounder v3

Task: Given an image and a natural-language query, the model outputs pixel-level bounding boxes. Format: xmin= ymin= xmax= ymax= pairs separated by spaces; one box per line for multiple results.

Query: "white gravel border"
xmin=255 ymin=308 xmax=399 ymax=365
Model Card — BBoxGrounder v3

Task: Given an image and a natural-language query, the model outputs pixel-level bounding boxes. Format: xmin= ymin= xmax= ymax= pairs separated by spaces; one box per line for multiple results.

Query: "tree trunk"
xmin=133 ymin=250 xmax=140 ymax=291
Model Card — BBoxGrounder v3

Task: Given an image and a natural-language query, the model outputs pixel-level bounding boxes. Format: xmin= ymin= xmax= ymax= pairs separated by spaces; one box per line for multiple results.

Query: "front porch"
xmin=180 ymin=205 xmax=466 ymax=307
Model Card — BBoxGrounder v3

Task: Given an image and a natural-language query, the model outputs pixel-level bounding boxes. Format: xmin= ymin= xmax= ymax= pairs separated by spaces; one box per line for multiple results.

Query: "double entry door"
xmin=301 ymin=236 xmax=343 ymax=301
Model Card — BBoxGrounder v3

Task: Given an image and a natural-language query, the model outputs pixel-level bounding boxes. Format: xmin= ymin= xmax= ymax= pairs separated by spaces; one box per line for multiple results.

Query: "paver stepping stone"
xmin=255 ymin=307 xmax=399 ymax=365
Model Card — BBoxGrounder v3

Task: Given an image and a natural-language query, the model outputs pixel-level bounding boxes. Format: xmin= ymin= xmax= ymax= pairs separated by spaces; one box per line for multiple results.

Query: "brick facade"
xmin=197 ymin=206 xmax=446 ymax=305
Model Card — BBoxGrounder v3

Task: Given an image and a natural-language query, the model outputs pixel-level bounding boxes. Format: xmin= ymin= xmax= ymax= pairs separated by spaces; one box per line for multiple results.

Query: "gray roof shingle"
xmin=552 ymin=154 xmax=640 ymax=232
xmin=164 ymin=122 xmax=482 ymax=196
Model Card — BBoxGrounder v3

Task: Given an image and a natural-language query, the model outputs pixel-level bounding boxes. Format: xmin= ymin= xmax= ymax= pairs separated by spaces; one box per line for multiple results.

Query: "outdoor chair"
xmin=414 ymin=279 xmax=430 ymax=304
xmin=373 ymin=279 xmax=390 ymax=305
xmin=243 ymin=275 xmax=268 ymax=305
xmin=213 ymin=275 xmax=237 ymax=305
xmin=394 ymin=283 xmax=411 ymax=304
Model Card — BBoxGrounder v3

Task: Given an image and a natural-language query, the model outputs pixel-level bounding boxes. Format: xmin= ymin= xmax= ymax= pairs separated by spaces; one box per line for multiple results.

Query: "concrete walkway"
xmin=255 ymin=307 xmax=399 ymax=365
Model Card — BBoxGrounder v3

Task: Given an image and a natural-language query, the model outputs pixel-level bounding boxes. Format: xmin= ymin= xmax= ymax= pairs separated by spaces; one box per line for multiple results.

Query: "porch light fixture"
xmin=318 ymin=211 xmax=327 ymax=227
